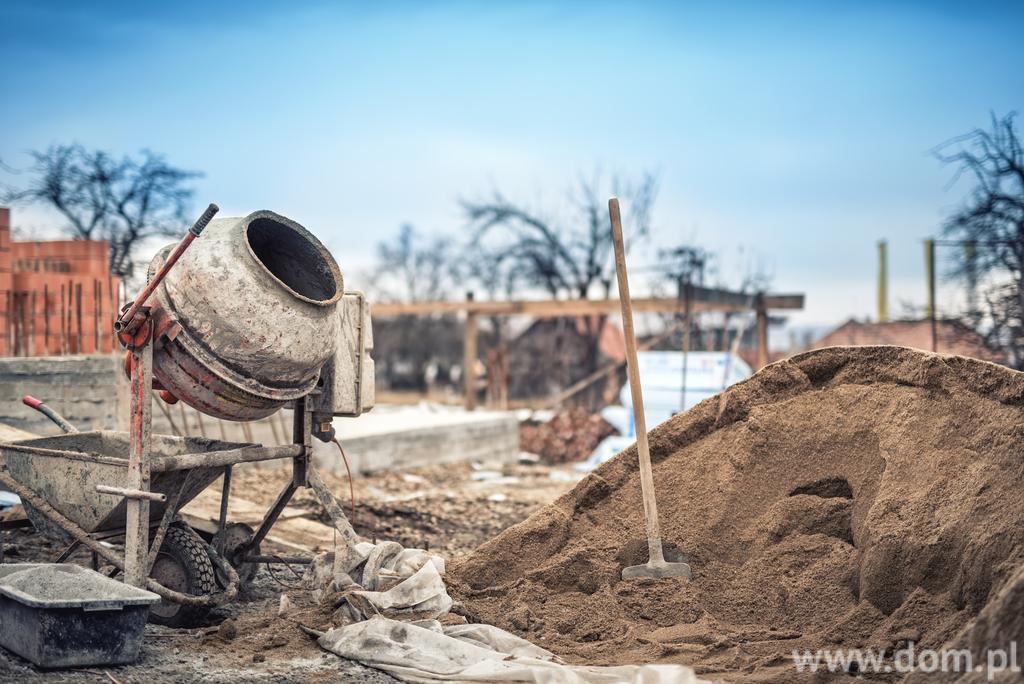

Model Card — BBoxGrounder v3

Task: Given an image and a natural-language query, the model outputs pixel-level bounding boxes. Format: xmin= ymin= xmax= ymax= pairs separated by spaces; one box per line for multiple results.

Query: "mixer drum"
xmin=149 ymin=210 xmax=343 ymax=421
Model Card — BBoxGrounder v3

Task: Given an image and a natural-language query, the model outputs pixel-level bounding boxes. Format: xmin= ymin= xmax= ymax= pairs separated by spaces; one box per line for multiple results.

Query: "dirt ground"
xmin=0 ymin=457 xmax=579 ymax=683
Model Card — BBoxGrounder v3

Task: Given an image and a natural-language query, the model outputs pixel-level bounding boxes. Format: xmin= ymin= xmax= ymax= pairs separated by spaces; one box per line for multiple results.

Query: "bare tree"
xmin=935 ymin=113 xmax=1024 ymax=366
xmin=462 ymin=171 xmax=658 ymax=407
xmin=2 ymin=144 xmax=200 ymax=278
xmin=463 ymin=171 xmax=658 ymax=299
xmin=370 ymin=224 xmax=455 ymax=303
xmin=367 ymin=224 xmax=462 ymax=393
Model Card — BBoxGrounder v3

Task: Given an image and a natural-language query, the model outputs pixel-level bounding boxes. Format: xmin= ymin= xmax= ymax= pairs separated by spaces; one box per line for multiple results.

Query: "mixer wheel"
xmin=148 ymin=523 xmax=217 ymax=627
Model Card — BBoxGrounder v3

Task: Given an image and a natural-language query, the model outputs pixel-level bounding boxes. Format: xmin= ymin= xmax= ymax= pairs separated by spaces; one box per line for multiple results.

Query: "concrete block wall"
xmin=0 ymin=354 xmax=122 ymax=435
xmin=313 ymin=409 xmax=521 ymax=476
xmin=0 ymin=353 xmax=523 ymax=480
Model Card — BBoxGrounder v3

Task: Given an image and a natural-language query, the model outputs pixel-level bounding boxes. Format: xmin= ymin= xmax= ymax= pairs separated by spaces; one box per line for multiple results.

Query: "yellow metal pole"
xmin=924 ymin=239 xmax=937 ymax=352
xmin=877 ymin=240 xmax=888 ymax=322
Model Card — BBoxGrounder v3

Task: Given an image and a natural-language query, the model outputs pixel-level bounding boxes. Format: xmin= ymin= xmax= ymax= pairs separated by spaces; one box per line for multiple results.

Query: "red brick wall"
xmin=0 ymin=208 xmax=122 ymax=356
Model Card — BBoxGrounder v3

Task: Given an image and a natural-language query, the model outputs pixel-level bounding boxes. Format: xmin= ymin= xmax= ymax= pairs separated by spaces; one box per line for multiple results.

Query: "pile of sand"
xmin=449 ymin=347 xmax=1024 ymax=682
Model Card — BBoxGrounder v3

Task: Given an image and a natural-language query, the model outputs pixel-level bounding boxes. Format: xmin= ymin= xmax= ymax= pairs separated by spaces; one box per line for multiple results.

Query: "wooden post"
xmin=755 ymin=294 xmax=769 ymax=370
xmin=124 ymin=324 xmax=154 ymax=587
xmin=463 ymin=292 xmax=477 ymax=411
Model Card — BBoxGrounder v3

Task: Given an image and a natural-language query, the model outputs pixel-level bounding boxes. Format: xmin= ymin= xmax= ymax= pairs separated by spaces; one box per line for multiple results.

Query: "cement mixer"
xmin=0 ymin=204 xmax=374 ymax=626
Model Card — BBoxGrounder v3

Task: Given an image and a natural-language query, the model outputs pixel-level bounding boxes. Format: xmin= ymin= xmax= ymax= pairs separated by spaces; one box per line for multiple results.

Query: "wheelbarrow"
xmin=0 ymin=426 xmax=252 ymax=626
xmin=0 ymin=399 xmax=355 ymax=627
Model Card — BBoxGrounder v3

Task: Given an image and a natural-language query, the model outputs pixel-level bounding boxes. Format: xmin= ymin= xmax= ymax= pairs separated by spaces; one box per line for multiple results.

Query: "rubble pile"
xmin=519 ymin=409 xmax=616 ymax=464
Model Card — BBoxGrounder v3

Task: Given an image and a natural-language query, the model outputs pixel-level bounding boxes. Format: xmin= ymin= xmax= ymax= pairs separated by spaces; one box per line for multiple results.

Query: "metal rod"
xmin=124 ymin=322 xmax=154 ymax=588
xmin=268 ymin=413 xmax=282 ymax=445
xmin=0 ymin=442 xmax=126 ymax=467
xmin=150 ymin=444 xmax=304 ymax=473
xmin=95 ymin=485 xmax=167 ymax=502
xmin=30 ymin=290 xmax=36 ymax=355
xmin=292 ymin=396 xmax=309 ymax=487
xmin=116 ymin=203 xmax=218 ymax=334
xmin=55 ymin=539 xmax=81 ymax=563
xmin=307 ymin=466 xmax=359 ymax=546
xmin=75 ymin=282 xmax=83 ymax=353
xmin=243 ymin=555 xmax=312 ymax=565
xmin=216 ymin=466 xmax=232 ymax=555
xmin=156 ymin=397 xmax=182 ymax=436
xmin=146 ymin=470 xmax=192 ymax=574
xmin=248 ymin=480 xmax=298 ymax=551
xmin=43 ymin=283 xmax=49 ymax=353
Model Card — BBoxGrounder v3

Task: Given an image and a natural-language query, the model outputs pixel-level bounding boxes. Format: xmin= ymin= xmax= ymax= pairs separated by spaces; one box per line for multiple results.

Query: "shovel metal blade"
xmin=621 ymin=560 xmax=692 ymax=580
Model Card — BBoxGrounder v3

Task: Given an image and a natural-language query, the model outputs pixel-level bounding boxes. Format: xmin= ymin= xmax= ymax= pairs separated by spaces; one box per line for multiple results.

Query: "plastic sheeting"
xmin=311 ymin=542 xmax=706 ymax=684
xmin=320 ymin=616 xmax=704 ymax=684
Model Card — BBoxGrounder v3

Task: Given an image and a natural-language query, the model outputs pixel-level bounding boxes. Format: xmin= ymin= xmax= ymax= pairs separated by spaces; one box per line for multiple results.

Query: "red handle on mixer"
xmin=115 ymin=203 xmax=219 ymax=335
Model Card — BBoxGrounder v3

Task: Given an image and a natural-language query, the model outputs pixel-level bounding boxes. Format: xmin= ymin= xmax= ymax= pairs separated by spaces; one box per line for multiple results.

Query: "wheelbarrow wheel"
xmin=149 ymin=523 xmax=216 ymax=627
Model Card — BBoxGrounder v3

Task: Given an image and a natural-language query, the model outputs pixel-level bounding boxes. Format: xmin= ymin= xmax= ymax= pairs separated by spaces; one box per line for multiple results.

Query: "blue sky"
xmin=2 ymin=1 xmax=1022 ymax=329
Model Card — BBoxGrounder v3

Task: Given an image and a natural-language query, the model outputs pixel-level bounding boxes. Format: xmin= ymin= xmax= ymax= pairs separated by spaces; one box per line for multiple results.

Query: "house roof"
xmin=515 ymin=316 xmax=627 ymax=364
xmin=809 ymin=318 xmax=1005 ymax=363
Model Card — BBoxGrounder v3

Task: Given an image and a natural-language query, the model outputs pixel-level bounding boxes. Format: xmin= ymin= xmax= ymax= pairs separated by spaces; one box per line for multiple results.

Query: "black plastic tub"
xmin=0 ymin=563 xmax=160 ymax=668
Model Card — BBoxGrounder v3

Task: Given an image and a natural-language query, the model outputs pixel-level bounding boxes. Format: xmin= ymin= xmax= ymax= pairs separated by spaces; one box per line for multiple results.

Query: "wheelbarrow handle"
xmin=22 ymin=395 xmax=78 ymax=434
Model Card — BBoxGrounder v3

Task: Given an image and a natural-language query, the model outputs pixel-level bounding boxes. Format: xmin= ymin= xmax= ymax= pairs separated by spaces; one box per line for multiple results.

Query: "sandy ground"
xmin=0 ymin=457 xmax=578 ymax=683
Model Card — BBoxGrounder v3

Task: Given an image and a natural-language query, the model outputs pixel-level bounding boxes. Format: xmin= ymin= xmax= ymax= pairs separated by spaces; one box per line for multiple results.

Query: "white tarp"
xmin=310 ymin=542 xmax=706 ymax=684
xmin=623 ymin=351 xmax=752 ymax=432
xmin=320 ymin=616 xmax=703 ymax=684
xmin=577 ymin=351 xmax=752 ymax=472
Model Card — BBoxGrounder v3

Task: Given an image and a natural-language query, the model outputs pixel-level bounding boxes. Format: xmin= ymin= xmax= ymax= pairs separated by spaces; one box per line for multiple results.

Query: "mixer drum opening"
xmin=246 ymin=217 xmax=340 ymax=305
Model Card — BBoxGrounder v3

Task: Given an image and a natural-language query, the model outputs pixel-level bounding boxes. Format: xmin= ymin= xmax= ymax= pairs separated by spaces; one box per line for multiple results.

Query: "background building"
xmin=0 ymin=207 xmax=120 ymax=356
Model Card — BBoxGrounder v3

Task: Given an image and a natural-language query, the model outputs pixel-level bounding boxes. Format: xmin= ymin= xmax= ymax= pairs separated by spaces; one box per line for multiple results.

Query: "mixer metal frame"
xmin=111 ymin=204 xmax=358 ymax=598
xmin=0 ymin=204 xmax=360 ymax=621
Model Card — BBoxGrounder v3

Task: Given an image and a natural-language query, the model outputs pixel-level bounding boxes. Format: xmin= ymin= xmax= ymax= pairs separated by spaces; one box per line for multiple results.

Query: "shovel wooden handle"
xmin=609 ymin=197 xmax=665 ymax=564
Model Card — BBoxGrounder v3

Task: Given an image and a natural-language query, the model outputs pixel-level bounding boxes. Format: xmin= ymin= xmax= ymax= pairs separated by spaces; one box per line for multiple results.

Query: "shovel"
xmin=609 ymin=197 xmax=692 ymax=581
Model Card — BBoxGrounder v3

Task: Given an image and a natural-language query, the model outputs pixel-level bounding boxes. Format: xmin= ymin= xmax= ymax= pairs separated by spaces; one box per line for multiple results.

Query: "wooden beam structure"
xmin=372 ymin=290 xmax=804 ymax=318
xmin=463 ymin=309 xmax=478 ymax=411
xmin=372 ymin=287 xmax=804 ymax=409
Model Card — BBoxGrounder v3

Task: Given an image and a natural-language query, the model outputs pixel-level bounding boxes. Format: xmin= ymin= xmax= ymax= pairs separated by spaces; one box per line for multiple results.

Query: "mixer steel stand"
xmin=112 ymin=204 xmax=359 ymax=593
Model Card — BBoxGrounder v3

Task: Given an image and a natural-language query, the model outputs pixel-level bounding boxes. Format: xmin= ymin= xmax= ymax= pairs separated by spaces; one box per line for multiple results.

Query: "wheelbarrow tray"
xmin=0 ymin=430 xmax=252 ymax=539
